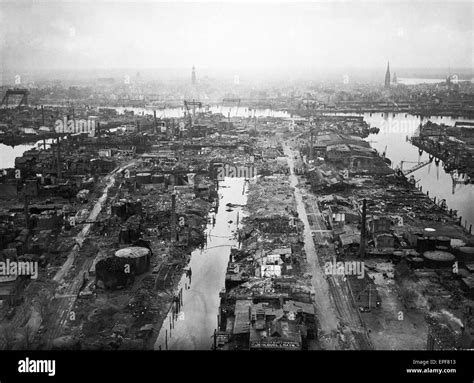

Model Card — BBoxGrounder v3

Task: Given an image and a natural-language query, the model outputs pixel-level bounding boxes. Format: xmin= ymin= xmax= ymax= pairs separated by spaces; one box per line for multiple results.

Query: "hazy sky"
xmin=0 ymin=0 xmax=472 ymax=75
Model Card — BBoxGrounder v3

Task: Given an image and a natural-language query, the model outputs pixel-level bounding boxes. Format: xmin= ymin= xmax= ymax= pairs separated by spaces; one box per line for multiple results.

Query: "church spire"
xmin=385 ymin=61 xmax=391 ymax=88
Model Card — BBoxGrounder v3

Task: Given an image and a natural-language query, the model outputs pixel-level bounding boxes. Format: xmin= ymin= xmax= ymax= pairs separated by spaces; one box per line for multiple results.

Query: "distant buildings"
xmin=384 ymin=61 xmax=391 ymax=88
xmin=192 ymin=65 xmax=196 ymax=85
xmin=446 ymin=74 xmax=459 ymax=91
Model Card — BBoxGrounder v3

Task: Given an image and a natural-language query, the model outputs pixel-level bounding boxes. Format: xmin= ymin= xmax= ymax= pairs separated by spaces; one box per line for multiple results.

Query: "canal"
xmin=0 ymin=143 xmax=37 ymax=169
xmin=154 ymin=177 xmax=248 ymax=350
xmin=325 ymin=112 xmax=474 ymax=229
xmin=0 ymin=138 xmax=59 ymax=169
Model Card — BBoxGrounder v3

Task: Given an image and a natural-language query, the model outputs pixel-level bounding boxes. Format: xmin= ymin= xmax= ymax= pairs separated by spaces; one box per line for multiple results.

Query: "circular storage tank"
xmin=392 ymin=250 xmax=404 ymax=260
xmin=426 ymin=238 xmax=437 ymax=251
xmin=409 ymin=256 xmax=425 ymax=268
xmin=151 ymin=174 xmax=164 ymax=184
xmin=457 ymin=246 xmax=474 ymax=262
xmin=416 ymin=237 xmax=427 ymax=252
xmin=423 ymin=228 xmax=437 ymax=236
xmin=406 ymin=249 xmax=420 ymax=257
xmin=136 ymin=173 xmax=152 ymax=185
xmin=115 ymin=246 xmax=151 ymax=275
xmin=417 ymin=237 xmax=437 ymax=252
xmin=423 ymin=250 xmax=456 ymax=267
xmin=436 ymin=236 xmax=451 ymax=248
xmin=450 ymin=239 xmax=466 ymax=249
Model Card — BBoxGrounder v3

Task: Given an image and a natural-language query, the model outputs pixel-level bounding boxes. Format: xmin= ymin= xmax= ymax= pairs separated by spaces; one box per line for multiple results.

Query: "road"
xmin=43 ymin=161 xmax=135 ymax=348
xmin=53 ymin=165 xmax=122 ymax=283
xmin=284 ymin=142 xmax=340 ymax=349
xmin=284 ymin=141 xmax=373 ymax=349
xmin=305 ymin=195 xmax=373 ymax=349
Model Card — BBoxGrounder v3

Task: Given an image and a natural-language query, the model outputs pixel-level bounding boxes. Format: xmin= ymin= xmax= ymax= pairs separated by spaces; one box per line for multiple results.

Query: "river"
xmin=324 ymin=112 xmax=474 ymax=229
xmin=0 ymin=143 xmax=37 ymax=169
xmin=154 ymin=177 xmax=248 ymax=350
xmin=112 ymin=105 xmax=292 ymax=119
xmin=0 ymin=138 xmax=58 ymax=169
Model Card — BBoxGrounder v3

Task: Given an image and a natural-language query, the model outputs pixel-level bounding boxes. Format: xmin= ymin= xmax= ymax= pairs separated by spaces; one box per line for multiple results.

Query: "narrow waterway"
xmin=365 ymin=113 xmax=474 ymax=229
xmin=0 ymin=138 xmax=58 ymax=169
xmin=324 ymin=112 xmax=474 ymax=230
xmin=154 ymin=177 xmax=248 ymax=350
xmin=0 ymin=143 xmax=36 ymax=169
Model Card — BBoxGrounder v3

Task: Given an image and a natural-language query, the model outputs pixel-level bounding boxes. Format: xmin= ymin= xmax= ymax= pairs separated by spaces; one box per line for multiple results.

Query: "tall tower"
xmin=192 ymin=65 xmax=196 ymax=85
xmin=384 ymin=61 xmax=391 ymax=88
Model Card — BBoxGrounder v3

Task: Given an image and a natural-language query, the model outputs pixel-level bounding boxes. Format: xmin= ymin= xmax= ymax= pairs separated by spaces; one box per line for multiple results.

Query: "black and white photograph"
xmin=0 ymin=0 xmax=473 ymax=380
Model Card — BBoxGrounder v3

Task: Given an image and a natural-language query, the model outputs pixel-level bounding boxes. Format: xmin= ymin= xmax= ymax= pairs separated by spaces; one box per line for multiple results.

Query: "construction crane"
xmin=1 ymin=88 xmax=29 ymax=109
xmin=182 ymin=100 xmax=204 ymax=140
xmin=183 ymin=99 xmax=203 ymax=130
xmin=400 ymin=160 xmax=431 ymax=175
xmin=183 ymin=100 xmax=202 ymax=121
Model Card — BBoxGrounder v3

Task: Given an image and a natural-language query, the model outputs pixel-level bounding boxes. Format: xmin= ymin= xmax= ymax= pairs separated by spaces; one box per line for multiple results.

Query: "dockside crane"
xmin=399 ymin=160 xmax=431 ymax=175
xmin=184 ymin=100 xmax=202 ymax=123
xmin=1 ymin=88 xmax=29 ymax=109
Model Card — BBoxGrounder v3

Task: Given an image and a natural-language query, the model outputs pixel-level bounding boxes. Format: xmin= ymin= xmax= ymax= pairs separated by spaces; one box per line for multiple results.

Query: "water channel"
xmin=325 ymin=112 xmax=474 ymax=228
xmin=154 ymin=177 xmax=248 ymax=350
